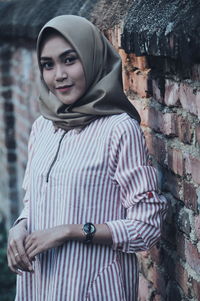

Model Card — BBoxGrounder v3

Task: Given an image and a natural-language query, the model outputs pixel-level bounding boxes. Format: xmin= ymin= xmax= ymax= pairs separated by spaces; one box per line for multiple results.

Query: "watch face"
xmin=83 ymin=223 xmax=96 ymax=234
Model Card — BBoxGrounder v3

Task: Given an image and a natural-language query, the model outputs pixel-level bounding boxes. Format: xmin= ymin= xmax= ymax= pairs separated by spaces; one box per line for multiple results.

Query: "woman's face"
xmin=40 ymin=34 xmax=86 ymax=105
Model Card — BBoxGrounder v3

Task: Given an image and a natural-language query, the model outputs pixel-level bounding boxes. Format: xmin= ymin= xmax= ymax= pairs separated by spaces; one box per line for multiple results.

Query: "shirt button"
xmin=147 ymin=192 xmax=153 ymax=199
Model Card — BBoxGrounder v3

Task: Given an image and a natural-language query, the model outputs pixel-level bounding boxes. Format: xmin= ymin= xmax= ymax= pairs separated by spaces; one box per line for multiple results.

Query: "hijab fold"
xmin=37 ymin=15 xmax=140 ymax=130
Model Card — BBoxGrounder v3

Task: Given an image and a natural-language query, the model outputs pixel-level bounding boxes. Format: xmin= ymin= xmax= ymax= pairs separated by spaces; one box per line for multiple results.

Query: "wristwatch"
xmin=82 ymin=222 xmax=96 ymax=243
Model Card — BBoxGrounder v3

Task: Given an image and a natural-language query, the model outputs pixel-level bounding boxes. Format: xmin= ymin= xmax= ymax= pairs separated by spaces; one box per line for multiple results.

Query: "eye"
xmin=40 ymin=61 xmax=54 ymax=70
xmin=64 ymin=56 xmax=78 ymax=65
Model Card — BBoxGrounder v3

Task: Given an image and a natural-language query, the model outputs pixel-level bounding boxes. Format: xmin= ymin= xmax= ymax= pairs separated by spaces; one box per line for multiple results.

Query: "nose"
xmin=55 ymin=64 xmax=68 ymax=82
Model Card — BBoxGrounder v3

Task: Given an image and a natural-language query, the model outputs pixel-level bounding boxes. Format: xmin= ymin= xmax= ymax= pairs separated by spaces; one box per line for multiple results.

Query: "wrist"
xmin=59 ymin=224 xmax=85 ymax=242
xmin=16 ymin=218 xmax=27 ymax=229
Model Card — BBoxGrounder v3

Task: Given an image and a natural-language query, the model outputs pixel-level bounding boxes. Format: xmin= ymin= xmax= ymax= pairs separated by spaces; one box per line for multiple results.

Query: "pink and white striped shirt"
xmin=16 ymin=113 xmax=167 ymax=301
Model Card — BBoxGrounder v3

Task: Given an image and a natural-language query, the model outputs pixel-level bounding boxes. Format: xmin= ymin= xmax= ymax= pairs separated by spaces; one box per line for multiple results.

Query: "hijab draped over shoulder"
xmin=37 ymin=15 xmax=140 ymax=131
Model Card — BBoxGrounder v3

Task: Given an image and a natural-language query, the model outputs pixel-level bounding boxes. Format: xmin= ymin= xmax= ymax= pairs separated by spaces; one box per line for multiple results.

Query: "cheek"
xmin=78 ymin=70 xmax=86 ymax=92
xmin=42 ymin=71 xmax=52 ymax=89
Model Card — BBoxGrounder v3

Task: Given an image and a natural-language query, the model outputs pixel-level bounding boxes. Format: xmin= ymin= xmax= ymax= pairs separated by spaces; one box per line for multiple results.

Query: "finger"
xmin=26 ymin=245 xmax=38 ymax=261
xmin=17 ymin=241 xmax=34 ymax=272
xmin=8 ymin=239 xmax=26 ymax=271
xmin=24 ymin=237 xmax=33 ymax=252
xmin=7 ymin=251 xmax=22 ymax=275
xmin=28 ymin=249 xmax=39 ymax=261
xmin=9 ymin=240 xmax=30 ymax=272
xmin=7 ymin=249 xmax=24 ymax=275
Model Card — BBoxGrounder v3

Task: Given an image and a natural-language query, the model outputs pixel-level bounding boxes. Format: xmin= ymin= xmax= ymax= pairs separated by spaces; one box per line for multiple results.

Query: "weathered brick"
xmin=127 ymin=53 xmax=148 ymax=71
xmin=138 ymin=274 xmax=153 ymax=301
xmin=167 ymin=147 xmax=184 ymax=176
xmin=191 ymin=278 xmax=200 ymax=301
xmin=150 ymin=243 xmax=164 ymax=266
xmin=148 ymin=265 xmax=167 ymax=297
xmin=164 ymin=79 xmax=180 ymax=107
xmin=195 ymin=123 xmax=200 ymax=145
xmin=152 ymin=78 xmax=165 ymax=104
xmin=194 ymin=215 xmax=200 ymax=240
xmin=119 ymin=48 xmax=128 ymax=66
xmin=183 ymin=182 xmax=198 ymax=212
xmin=153 ymin=135 xmax=167 ymax=165
xmin=178 ymin=209 xmax=191 ymax=236
xmin=162 ymin=113 xmax=177 ymax=136
xmin=141 ymin=106 xmax=164 ymax=133
xmin=175 ymin=262 xmax=190 ymax=296
xmin=179 ymin=83 xmax=200 ymax=118
xmin=175 ymin=115 xmax=193 ymax=144
xmin=185 ymin=156 xmax=200 ymax=185
xmin=185 ymin=239 xmax=200 ymax=275
xmin=126 ymin=69 xmax=150 ymax=98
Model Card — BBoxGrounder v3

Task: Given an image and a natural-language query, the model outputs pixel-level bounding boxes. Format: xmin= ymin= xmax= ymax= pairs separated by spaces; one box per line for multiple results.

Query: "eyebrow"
xmin=40 ymin=49 xmax=77 ymax=61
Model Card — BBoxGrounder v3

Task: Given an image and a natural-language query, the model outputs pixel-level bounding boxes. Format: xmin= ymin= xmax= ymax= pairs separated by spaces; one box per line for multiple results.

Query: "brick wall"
xmin=0 ymin=42 xmax=39 ymax=226
xmin=107 ymin=24 xmax=200 ymax=301
xmin=0 ymin=23 xmax=199 ymax=300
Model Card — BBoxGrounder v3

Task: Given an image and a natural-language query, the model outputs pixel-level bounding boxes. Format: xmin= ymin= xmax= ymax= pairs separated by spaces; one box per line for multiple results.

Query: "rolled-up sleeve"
xmin=106 ymin=118 xmax=168 ymax=253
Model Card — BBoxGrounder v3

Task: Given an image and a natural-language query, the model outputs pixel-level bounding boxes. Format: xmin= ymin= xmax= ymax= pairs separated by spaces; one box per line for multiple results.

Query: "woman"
xmin=7 ymin=15 xmax=167 ymax=301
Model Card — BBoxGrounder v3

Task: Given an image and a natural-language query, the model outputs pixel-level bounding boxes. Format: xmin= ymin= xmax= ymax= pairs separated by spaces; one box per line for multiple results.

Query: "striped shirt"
xmin=15 ymin=113 xmax=167 ymax=301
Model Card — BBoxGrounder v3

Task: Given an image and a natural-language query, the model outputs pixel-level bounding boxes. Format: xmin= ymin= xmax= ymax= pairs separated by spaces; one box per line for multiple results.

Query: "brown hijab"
xmin=37 ymin=15 xmax=140 ymax=130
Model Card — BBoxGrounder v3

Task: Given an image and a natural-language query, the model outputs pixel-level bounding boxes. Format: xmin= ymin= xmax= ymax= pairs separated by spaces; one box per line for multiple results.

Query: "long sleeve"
xmin=106 ymin=118 xmax=168 ymax=253
xmin=14 ymin=119 xmax=38 ymax=225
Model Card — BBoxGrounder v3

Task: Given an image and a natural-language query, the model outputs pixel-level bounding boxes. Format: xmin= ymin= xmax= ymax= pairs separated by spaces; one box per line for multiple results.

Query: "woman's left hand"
xmin=25 ymin=226 xmax=67 ymax=260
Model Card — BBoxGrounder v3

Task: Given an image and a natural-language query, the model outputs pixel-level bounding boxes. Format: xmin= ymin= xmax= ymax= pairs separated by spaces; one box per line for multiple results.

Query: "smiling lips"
xmin=55 ymin=85 xmax=73 ymax=92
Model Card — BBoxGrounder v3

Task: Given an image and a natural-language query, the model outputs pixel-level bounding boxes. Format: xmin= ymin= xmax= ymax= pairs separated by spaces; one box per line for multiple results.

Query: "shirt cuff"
xmin=13 ymin=206 xmax=29 ymax=227
xmin=106 ymin=220 xmax=130 ymax=253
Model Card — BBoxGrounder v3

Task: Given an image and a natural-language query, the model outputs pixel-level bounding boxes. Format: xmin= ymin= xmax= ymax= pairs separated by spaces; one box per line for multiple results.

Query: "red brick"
xmin=141 ymin=106 xmax=163 ymax=133
xmin=185 ymin=239 xmax=200 ymax=275
xmin=150 ymin=244 xmax=163 ymax=265
xmin=175 ymin=115 xmax=193 ymax=144
xmin=130 ymin=100 xmax=150 ymax=127
xmin=122 ymin=69 xmax=130 ymax=91
xmin=185 ymin=155 xmax=200 ymax=185
xmin=138 ymin=274 xmax=153 ymax=301
xmin=153 ymin=135 xmax=167 ymax=165
xmin=175 ymin=262 xmax=190 ymax=296
xmin=167 ymin=147 xmax=184 ymax=176
xmin=179 ymin=83 xmax=200 ymax=118
xmin=143 ymin=110 xmax=177 ymax=137
xmin=148 ymin=265 xmax=166 ymax=297
xmin=126 ymin=69 xmax=150 ymax=98
xmin=119 ymin=48 xmax=128 ymax=66
xmin=106 ymin=26 xmax=120 ymax=50
xmin=195 ymin=215 xmax=200 ymax=240
xmin=183 ymin=182 xmax=198 ymax=212
xmin=162 ymin=113 xmax=177 ymax=136
xmin=191 ymin=278 xmax=200 ymax=300
xmin=178 ymin=209 xmax=191 ymax=236
xmin=152 ymin=78 xmax=165 ymax=104
xmin=164 ymin=79 xmax=180 ymax=107
xmin=195 ymin=124 xmax=200 ymax=145
xmin=127 ymin=53 xmax=148 ymax=71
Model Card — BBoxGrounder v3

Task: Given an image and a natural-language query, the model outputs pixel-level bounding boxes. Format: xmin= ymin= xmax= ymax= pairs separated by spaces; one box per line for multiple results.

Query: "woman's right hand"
xmin=7 ymin=219 xmax=34 ymax=275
